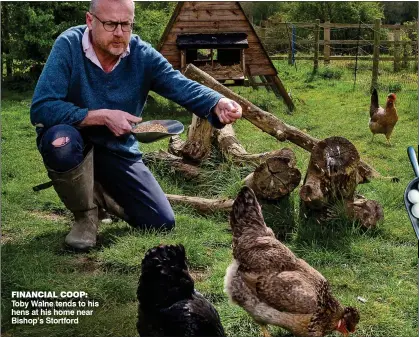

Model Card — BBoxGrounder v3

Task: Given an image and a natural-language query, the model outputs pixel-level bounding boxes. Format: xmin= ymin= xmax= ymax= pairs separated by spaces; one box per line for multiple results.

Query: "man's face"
xmin=86 ymin=0 xmax=134 ymax=58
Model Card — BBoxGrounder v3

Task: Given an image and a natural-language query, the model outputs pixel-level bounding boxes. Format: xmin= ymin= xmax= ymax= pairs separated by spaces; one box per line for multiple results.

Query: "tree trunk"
xmin=181 ymin=114 xmax=214 ymax=163
xmin=184 ymin=64 xmax=392 ymax=183
xmin=214 ymin=124 xmax=289 ymax=166
xmin=244 ymin=148 xmax=301 ymax=200
xmin=142 ymin=150 xmax=201 ymax=179
xmin=166 ymin=194 xmax=233 ymax=213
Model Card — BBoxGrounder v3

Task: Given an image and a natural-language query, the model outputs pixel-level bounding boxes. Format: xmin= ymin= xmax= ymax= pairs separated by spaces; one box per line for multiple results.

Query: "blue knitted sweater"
xmin=30 ymin=25 xmax=224 ymax=159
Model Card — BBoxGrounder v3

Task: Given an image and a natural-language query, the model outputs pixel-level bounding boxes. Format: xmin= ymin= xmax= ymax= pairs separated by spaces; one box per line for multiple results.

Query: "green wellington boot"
xmin=47 ymin=147 xmax=97 ymax=250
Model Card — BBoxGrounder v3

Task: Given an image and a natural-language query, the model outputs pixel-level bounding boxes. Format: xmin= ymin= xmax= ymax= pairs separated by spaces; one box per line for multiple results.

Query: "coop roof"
xmin=176 ymin=33 xmax=249 ymax=49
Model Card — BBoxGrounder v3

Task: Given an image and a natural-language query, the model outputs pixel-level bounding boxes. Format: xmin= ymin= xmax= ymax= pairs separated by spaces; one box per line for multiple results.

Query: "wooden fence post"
xmin=403 ymin=42 xmax=409 ymax=69
xmin=324 ymin=21 xmax=331 ymax=64
xmin=371 ymin=18 xmax=381 ymax=92
xmin=314 ymin=19 xmax=320 ymax=72
xmin=287 ymin=23 xmax=293 ymax=65
xmin=393 ymin=24 xmax=401 ymax=72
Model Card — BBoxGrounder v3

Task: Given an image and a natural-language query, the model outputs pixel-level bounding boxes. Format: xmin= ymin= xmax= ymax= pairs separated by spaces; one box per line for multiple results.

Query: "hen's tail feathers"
xmin=231 ymin=186 xmax=263 ymax=225
xmin=370 ymin=88 xmax=379 ymax=117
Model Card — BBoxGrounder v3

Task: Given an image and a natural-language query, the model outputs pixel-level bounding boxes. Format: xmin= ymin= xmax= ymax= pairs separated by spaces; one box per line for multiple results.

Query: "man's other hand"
xmin=80 ymin=109 xmax=142 ymax=137
xmin=214 ymin=98 xmax=242 ymax=124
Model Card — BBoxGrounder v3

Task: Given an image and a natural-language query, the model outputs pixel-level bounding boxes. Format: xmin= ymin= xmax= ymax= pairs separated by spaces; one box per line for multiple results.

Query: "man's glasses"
xmin=89 ymin=12 xmax=134 ymax=32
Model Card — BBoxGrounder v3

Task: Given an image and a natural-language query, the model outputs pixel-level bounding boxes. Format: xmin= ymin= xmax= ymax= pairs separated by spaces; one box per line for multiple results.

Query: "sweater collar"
xmin=82 ymin=27 xmax=130 ymax=72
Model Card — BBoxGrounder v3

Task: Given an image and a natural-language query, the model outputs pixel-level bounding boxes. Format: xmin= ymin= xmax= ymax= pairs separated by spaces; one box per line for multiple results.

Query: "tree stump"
xmin=300 ymin=137 xmax=359 ymax=209
xmin=300 ymin=137 xmax=383 ymax=227
xmin=244 ymin=148 xmax=301 ymax=200
xmin=181 ymin=114 xmax=214 ymax=163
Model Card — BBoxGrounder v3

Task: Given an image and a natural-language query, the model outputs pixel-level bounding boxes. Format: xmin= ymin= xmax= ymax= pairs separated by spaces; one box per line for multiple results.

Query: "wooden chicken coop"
xmin=158 ymin=1 xmax=294 ymax=111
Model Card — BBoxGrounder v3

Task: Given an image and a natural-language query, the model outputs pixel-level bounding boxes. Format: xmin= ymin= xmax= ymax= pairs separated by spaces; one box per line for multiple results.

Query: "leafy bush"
xmin=318 ymin=67 xmax=343 ymax=80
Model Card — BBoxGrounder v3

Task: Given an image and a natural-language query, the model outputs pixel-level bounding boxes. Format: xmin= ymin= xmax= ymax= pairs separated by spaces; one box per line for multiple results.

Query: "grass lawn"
xmin=1 ymin=60 xmax=418 ymax=337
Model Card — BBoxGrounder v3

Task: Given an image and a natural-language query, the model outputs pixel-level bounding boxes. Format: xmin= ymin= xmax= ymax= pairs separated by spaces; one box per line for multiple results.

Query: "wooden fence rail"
xmin=255 ymin=19 xmax=418 ymax=80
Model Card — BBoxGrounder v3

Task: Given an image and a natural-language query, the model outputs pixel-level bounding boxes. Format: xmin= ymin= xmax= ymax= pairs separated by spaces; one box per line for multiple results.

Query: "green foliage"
xmin=1 ymin=2 xmax=88 ymax=88
xmin=133 ymin=5 xmax=174 ymax=48
xmin=285 ymin=2 xmax=383 ymax=23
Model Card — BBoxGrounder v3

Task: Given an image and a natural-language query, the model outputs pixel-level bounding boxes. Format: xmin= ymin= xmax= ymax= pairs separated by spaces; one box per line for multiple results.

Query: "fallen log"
xmin=184 ymin=64 xmax=393 ymax=183
xmin=214 ymin=124 xmax=288 ymax=166
xmin=244 ymin=149 xmax=301 ymax=200
xmin=142 ymin=150 xmax=201 ymax=179
xmin=166 ymin=194 xmax=233 ymax=213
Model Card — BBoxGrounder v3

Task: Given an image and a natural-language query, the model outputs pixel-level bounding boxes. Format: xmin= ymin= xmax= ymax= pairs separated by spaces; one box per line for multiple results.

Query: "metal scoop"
xmin=404 ymin=146 xmax=419 ymax=240
xmin=131 ymin=120 xmax=184 ymax=143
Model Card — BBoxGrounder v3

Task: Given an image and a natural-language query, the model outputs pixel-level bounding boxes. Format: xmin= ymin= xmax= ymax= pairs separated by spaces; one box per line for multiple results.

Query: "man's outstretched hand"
xmin=214 ymin=98 xmax=242 ymax=124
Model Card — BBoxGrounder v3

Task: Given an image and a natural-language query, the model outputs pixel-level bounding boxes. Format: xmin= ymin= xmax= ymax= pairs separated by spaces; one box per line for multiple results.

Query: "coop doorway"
xmin=177 ymin=33 xmax=248 ymax=83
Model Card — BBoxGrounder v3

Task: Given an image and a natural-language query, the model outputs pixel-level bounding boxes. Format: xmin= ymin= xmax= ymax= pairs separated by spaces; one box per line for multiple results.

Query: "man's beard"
xmin=96 ymin=37 xmax=127 ymax=57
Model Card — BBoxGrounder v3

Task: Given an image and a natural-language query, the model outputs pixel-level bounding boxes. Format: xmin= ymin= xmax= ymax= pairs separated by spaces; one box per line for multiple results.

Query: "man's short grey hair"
xmin=89 ymin=0 xmax=135 ymax=14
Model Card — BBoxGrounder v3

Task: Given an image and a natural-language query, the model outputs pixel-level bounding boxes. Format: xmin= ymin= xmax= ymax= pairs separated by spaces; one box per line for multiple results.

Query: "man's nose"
xmin=113 ymin=24 xmax=124 ymax=37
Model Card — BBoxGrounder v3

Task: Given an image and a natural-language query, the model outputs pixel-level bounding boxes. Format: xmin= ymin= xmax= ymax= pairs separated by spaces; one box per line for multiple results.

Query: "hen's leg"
xmin=370 ymin=134 xmax=375 ymax=143
xmin=259 ymin=324 xmax=271 ymax=337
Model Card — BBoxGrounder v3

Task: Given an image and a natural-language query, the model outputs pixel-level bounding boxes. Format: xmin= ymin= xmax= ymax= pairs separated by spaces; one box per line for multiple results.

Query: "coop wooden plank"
xmin=177 ymin=9 xmax=247 ymax=21
xmin=182 ymin=2 xmax=240 ymax=10
xmin=172 ymin=20 xmax=251 ymax=30
xmin=160 ymin=47 xmax=179 ymax=56
xmin=163 ymin=32 xmax=260 ymax=44
xmin=246 ymin=65 xmax=277 ymax=76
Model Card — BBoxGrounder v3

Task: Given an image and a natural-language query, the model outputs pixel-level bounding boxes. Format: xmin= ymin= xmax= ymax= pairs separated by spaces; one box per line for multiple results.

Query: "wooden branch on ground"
xmin=244 ymin=148 xmax=301 ymax=200
xmin=142 ymin=150 xmax=201 ymax=179
xmin=166 ymin=194 xmax=233 ymax=213
xmin=184 ymin=64 xmax=394 ymax=183
xmin=214 ymin=124 xmax=288 ymax=165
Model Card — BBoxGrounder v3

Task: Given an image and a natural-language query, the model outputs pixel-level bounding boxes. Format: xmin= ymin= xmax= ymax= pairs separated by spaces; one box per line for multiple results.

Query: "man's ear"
xmin=86 ymin=12 xmax=93 ymax=30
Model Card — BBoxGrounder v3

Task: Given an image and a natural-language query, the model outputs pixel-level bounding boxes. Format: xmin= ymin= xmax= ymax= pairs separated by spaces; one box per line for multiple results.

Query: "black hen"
xmin=137 ymin=244 xmax=225 ymax=337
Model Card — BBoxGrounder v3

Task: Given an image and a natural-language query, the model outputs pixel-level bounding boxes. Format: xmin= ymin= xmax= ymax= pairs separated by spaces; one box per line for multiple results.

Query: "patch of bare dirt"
xmin=29 ymin=210 xmax=67 ymax=221
xmin=189 ymin=268 xmax=210 ymax=282
xmin=69 ymin=256 xmax=101 ymax=275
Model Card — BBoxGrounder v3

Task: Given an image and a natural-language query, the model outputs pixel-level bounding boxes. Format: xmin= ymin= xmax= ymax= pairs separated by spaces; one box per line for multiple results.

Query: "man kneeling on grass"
xmin=30 ymin=0 xmax=242 ymax=250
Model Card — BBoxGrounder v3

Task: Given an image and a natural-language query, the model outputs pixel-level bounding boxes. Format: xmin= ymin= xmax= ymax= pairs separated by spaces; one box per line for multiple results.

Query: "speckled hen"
xmin=224 ymin=186 xmax=360 ymax=337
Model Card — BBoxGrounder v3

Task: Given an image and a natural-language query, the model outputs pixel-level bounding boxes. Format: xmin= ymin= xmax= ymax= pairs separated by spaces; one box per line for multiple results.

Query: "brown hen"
xmin=369 ymin=88 xmax=398 ymax=145
xmin=224 ymin=186 xmax=360 ymax=337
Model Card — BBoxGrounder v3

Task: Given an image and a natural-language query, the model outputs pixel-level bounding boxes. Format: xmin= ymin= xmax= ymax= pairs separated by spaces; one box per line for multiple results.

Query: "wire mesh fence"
xmin=255 ymin=20 xmax=418 ymax=94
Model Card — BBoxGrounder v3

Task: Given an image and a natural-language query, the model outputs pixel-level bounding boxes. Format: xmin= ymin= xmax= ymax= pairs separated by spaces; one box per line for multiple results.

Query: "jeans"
xmin=38 ymin=124 xmax=175 ymax=230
